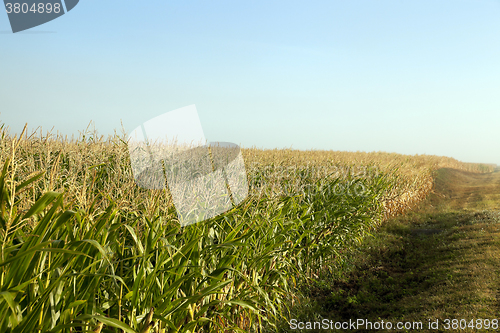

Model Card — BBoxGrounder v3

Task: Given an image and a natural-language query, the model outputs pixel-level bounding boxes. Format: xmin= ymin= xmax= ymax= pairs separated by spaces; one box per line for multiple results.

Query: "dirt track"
xmin=429 ymin=167 xmax=500 ymax=211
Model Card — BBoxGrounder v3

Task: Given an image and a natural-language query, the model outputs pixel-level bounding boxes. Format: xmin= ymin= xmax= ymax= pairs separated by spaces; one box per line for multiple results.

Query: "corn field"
xmin=0 ymin=122 xmax=494 ymax=332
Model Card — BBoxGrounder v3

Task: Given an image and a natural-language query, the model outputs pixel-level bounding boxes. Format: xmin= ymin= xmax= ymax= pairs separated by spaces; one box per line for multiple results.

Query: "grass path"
xmin=277 ymin=167 xmax=500 ymax=332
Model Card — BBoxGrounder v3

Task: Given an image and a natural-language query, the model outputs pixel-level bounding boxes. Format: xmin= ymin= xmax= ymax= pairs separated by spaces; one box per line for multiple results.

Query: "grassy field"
xmin=0 ymin=123 xmax=495 ymax=332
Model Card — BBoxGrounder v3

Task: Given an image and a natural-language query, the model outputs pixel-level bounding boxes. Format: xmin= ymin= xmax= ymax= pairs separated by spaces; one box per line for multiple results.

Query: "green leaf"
xmin=0 ymin=291 xmax=19 ymax=326
xmin=14 ymin=171 xmax=45 ymax=195
xmin=76 ymin=314 xmax=136 ymax=333
xmin=22 ymin=191 xmax=60 ymax=220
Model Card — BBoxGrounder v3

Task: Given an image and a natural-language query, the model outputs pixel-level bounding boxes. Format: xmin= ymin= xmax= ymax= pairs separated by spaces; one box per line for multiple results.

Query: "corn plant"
xmin=0 ymin=121 xmax=494 ymax=332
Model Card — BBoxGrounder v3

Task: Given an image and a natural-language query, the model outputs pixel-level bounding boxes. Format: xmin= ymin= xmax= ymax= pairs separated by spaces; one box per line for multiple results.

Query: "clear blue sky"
xmin=1 ymin=0 xmax=499 ymax=165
